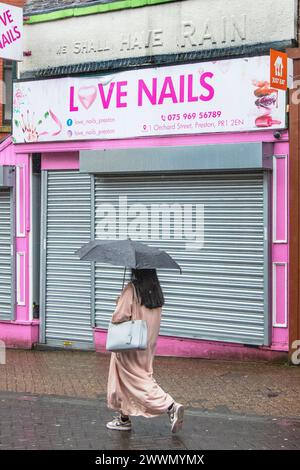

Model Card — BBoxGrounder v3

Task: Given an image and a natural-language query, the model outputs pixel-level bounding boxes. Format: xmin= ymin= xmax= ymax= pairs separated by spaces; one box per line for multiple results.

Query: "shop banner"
xmin=0 ymin=3 xmax=23 ymax=61
xmin=13 ymin=56 xmax=287 ymax=143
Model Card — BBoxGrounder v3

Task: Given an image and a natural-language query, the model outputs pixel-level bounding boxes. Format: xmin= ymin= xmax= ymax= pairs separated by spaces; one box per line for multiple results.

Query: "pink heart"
xmin=78 ymin=86 xmax=97 ymax=109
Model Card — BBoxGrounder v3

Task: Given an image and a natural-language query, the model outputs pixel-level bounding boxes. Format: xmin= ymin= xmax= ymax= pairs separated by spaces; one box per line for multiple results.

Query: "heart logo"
xmin=78 ymin=86 xmax=97 ymax=109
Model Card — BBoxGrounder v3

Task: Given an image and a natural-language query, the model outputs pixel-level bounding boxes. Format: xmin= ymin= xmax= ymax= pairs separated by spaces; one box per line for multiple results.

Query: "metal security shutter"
xmin=0 ymin=189 xmax=13 ymax=320
xmin=41 ymin=171 xmax=94 ymax=348
xmin=94 ymin=173 xmax=268 ymax=346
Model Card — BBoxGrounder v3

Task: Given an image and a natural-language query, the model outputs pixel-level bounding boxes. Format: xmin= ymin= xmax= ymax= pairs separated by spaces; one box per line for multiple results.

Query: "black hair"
xmin=131 ymin=269 xmax=165 ymax=309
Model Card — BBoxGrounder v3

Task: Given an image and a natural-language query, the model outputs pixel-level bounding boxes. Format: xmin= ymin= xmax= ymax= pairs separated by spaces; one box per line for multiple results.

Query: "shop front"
xmin=10 ymin=55 xmax=289 ymax=359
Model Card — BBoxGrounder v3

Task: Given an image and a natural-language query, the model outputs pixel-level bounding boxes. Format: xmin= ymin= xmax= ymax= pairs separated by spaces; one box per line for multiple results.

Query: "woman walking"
xmin=106 ymin=268 xmax=184 ymax=433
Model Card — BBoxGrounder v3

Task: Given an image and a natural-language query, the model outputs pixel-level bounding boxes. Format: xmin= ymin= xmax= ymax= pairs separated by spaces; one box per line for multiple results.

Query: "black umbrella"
xmin=75 ymin=239 xmax=181 ymax=272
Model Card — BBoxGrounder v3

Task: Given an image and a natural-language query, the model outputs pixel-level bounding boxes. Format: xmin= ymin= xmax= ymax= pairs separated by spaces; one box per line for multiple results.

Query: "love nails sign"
xmin=0 ymin=3 xmax=23 ymax=61
xmin=12 ymin=56 xmax=287 ymax=144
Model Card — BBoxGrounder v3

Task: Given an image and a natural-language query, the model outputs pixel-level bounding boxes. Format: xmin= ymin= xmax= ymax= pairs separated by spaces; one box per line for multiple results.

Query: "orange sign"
xmin=270 ymin=49 xmax=288 ymax=90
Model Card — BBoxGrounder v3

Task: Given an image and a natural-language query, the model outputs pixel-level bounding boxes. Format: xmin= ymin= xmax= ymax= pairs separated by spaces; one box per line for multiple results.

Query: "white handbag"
xmin=106 ymin=284 xmax=148 ymax=352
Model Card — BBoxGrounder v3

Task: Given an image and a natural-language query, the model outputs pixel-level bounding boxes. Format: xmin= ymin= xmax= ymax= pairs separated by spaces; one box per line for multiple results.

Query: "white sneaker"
xmin=106 ymin=414 xmax=132 ymax=431
xmin=167 ymin=403 xmax=184 ymax=433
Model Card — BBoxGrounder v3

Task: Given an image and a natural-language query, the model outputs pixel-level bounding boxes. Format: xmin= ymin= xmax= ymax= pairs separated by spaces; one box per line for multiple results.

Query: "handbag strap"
xmin=131 ymin=282 xmax=138 ymax=321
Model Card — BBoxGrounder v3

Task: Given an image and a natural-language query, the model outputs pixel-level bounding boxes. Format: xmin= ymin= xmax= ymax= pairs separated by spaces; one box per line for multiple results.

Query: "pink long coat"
xmin=107 ymin=282 xmax=174 ymax=418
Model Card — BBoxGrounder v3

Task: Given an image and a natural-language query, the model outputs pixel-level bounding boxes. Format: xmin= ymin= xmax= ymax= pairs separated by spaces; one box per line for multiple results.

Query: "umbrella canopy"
xmin=75 ymin=239 xmax=181 ymax=272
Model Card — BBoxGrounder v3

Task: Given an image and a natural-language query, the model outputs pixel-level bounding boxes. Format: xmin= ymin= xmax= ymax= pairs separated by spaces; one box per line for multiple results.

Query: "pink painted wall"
xmin=9 ymin=130 xmax=290 ymax=355
xmin=93 ymin=328 xmax=287 ymax=361
xmin=14 ymin=129 xmax=289 ymax=155
xmin=41 ymin=152 xmax=79 ymax=170
xmin=0 ymin=321 xmax=39 ymax=349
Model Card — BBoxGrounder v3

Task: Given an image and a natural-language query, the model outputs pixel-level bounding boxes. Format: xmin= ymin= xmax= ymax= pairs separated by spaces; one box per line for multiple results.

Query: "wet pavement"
xmin=0 ymin=391 xmax=299 ymax=450
xmin=1 ymin=349 xmax=300 ymax=416
xmin=0 ymin=349 xmax=300 ymax=449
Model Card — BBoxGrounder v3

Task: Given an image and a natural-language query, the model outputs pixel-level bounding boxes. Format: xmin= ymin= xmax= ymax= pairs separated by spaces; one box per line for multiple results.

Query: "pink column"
xmin=15 ymin=154 xmax=30 ymax=322
xmin=271 ymin=142 xmax=289 ymax=351
xmin=0 ymin=139 xmax=39 ymax=348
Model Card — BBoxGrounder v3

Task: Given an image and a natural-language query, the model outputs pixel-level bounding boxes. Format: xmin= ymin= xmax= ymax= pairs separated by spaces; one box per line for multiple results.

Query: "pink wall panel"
xmin=273 ymin=263 xmax=288 ymax=327
xmin=273 ymin=156 xmax=288 ymax=243
xmin=41 ymin=152 xmax=79 ymax=170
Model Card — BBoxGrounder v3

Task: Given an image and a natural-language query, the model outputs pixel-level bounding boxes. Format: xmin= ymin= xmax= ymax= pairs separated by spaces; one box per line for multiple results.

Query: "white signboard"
xmin=13 ymin=56 xmax=287 ymax=144
xmin=19 ymin=0 xmax=296 ymax=74
xmin=0 ymin=3 xmax=23 ymax=61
